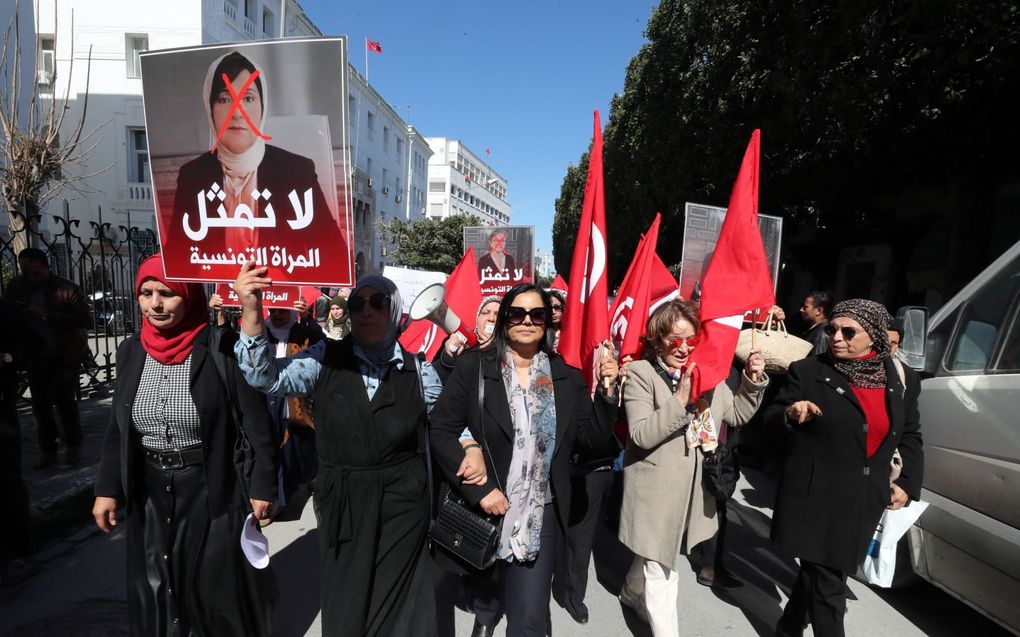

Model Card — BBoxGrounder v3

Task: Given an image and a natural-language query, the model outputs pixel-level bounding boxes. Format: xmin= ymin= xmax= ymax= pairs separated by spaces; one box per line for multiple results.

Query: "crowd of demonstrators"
xmin=3 ymin=248 xmax=93 ymax=469
xmin=617 ymin=300 xmax=768 ymax=635
xmin=72 ymin=251 xmax=924 ymax=637
xmin=769 ymin=299 xmax=924 ymax=637
xmin=429 ymin=285 xmax=620 ymax=637
xmin=233 ymin=263 xmax=440 ymax=636
xmin=800 ymin=290 xmax=833 ymax=356
xmin=92 ymin=254 xmax=278 ymax=636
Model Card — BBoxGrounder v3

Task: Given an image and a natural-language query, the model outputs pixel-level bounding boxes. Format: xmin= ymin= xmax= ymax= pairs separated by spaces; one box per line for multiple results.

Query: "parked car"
xmin=898 ymin=239 xmax=1020 ymax=634
xmin=90 ymin=293 xmax=135 ymax=336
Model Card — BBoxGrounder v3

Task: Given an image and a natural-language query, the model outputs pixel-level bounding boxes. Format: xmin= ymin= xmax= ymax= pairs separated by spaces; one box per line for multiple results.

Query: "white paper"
xmin=240 ymin=512 xmax=270 ymax=569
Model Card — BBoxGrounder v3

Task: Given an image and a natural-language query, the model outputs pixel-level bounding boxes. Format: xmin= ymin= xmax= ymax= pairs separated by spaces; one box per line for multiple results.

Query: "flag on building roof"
xmin=367 ymin=39 xmax=382 ymax=53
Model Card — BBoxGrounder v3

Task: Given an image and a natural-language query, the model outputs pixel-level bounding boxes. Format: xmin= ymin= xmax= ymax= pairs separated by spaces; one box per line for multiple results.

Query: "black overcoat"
xmin=94 ymin=326 xmax=279 ymax=514
xmin=428 ymin=348 xmax=618 ymax=540
xmin=766 ymin=355 xmax=924 ymax=573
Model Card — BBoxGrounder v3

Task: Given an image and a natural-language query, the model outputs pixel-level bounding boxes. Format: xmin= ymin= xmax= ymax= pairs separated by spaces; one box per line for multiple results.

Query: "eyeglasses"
xmin=348 ymin=292 xmax=390 ymax=313
xmin=824 ymin=324 xmax=862 ymax=340
xmin=668 ymin=335 xmax=701 ymax=350
xmin=506 ymin=306 xmax=547 ymax=326
xmin=551 ymin=304 xmax=563 ymax=312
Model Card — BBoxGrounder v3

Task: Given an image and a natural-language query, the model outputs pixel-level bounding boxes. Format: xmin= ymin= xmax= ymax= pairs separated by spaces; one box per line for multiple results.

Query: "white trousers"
xmin=623 ymin=556 xmax=680 ymax=637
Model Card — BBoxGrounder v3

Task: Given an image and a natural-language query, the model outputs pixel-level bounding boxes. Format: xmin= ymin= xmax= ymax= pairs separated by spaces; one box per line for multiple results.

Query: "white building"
xmin=534 ymin=248 xmax=555 ymax=279
xmin=23 ymin=0 xmax=430 ymax=276
xmin=424 ymin=137 xmax=510 ymax=226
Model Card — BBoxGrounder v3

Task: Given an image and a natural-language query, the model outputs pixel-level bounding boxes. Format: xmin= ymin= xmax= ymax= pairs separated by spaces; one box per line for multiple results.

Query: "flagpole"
xmin=364 ymin=37 xmax=369 ymax=84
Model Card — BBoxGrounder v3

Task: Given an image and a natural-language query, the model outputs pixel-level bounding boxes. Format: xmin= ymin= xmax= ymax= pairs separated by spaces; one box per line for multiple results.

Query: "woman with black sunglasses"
xmin=429 ymin=284 xmax=620 ymax=637
xmin=767 ymin=299 xmax=923 ymax=637
xmin=231 ymin=261 xmax=441 ymax=637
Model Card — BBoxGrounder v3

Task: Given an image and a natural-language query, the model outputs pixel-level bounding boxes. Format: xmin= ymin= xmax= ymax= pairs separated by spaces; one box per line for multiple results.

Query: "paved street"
xmin=0 ymin=466 xmax=1010 ymax=636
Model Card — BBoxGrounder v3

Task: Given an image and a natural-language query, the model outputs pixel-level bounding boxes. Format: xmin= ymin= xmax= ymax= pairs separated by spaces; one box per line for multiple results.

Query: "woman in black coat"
xmin=766 ymin=299 xmax=923 ymax=637
xmin=93 ymin=254 xmax=278 ymax=636
xmin=429 ymin=284 xmax=620 ymax=637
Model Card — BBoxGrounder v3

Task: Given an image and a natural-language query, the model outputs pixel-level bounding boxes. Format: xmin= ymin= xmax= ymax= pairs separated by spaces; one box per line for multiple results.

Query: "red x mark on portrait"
xmin=210 ymin=69 xmax=272 ymax=153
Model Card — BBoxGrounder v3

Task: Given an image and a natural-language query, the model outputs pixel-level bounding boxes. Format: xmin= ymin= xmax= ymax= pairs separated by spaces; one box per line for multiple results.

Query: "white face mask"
xmin=483 ymin=323 xmax=495 ymax=335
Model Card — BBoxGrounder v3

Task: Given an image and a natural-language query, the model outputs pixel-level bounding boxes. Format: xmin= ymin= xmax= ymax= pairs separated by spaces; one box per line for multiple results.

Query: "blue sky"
xmin=299 ymin=0 xmax=656 ymax=257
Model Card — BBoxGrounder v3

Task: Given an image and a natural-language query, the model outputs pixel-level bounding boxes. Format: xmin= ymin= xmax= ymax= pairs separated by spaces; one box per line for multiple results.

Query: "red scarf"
xmin=136 ymin=254 xmax=208 ymax=365
xmin=848 ymin=350 xmax=890 ymax=457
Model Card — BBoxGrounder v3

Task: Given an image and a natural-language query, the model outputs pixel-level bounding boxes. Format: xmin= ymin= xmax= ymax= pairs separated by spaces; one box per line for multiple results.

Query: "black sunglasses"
xmin=551 ymin=303 xmax=563 ymax=312
xmin=348 ymin=292 xmax=390 ymax=313
xmin=506 ymin=306 xmax=547 ymax=326
xmin=823 ymin=324 xmax=862 ymax=340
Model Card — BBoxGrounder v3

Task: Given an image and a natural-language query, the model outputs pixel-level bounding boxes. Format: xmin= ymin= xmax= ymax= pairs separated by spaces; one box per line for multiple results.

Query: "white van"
xmin=898 ymin=239 xmax=1020 ymax=634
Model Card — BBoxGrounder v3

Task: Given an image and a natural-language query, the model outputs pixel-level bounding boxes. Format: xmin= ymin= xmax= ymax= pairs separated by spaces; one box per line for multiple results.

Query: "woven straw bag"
xmin=734 ymin=310 xmax=813 ymax=374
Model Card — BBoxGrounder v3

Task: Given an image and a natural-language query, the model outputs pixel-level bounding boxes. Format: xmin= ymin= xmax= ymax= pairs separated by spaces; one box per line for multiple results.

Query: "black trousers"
xmin=0 ymin=376 xmax=29 ymax=561
xmin=777 ymin=560 xmax=848 ymax=637
xmin=690 ymin=497 xmax=728 ymax=570
xmin=553 ymin=468 xmax=613 ymax=613
xmin=28 ymin=358 xmax=81 ymax=454
xmin=475 ymin=503 xmax=559 ymax=637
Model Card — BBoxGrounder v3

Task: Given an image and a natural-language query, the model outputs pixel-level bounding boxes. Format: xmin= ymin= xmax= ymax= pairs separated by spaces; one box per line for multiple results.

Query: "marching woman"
xmin=429 ymin=284 xmax=620 ymax=637
xmin=617 ymin=300 xmax=767 ymax=637
xmin=232 ymin=261 xmax=440 ymax=636
xmin=92 ymin=254 xmax=278 ymax=636
xmin=768 ymin=299 xmax=923 ymax=637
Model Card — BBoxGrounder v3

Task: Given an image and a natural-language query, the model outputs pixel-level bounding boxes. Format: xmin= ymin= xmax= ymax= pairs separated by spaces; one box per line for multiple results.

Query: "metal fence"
xmin=1 ymin=204 xmax=159 ymax=395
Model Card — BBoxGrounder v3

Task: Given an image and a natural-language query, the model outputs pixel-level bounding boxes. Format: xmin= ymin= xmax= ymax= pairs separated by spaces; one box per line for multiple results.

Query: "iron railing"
xmin=1 ymin=204 xmax=159 ymax=395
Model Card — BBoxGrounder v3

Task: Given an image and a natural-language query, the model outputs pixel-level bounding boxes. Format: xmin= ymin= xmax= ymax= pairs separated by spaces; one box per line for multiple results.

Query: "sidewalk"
xmin=17 ymin=390 xmax=113 ymax=547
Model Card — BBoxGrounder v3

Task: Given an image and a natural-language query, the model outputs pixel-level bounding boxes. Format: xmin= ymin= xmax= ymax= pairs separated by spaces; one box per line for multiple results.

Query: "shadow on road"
xmin=271 ymin=528 xmax=322 ymax=637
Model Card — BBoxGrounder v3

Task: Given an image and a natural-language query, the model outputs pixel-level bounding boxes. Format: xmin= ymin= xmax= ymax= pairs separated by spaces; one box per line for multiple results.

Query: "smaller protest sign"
xmin=382 ymin=266 xmax=448 ymax=315
xmin=463 ymin=225 xmax=534 ymax=296
xmin=214 ymin=283 xmax=323 ymax=310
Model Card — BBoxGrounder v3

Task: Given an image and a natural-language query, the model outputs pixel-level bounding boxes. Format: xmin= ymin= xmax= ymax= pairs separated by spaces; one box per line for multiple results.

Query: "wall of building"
xmin=425 ymin=137 xmax=510 ymax=226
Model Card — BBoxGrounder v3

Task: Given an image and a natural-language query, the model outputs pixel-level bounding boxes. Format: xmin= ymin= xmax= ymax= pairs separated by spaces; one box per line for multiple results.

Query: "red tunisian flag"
xmin=609 ymin=213 xmax=680 ymax=361
xmin=548 ymin=274 xmax=568 ymax=294
xmin=366 ymin=39 xmax=382 ymax=53
xmin=400 ymin=247 xmax=484 ymax=361
xmin=688 ymin=129 xmax=775 ymax=399
xmin=559 ymin=110 xmax=610 ymax=389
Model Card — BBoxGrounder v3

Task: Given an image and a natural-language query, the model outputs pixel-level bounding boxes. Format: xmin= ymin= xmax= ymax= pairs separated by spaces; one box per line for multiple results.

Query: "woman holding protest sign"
xmin=428 ymin=284 xmax=620 ymax=637
xmin=233 ymin=261 xmax=440 ymax=636
xmin=92 ymin=254 xmax=278 ymax=637
xmin=617 ymin=300 xmax=767 ymax=636
xmin=767 ymin=300 xmax=923 ymax=637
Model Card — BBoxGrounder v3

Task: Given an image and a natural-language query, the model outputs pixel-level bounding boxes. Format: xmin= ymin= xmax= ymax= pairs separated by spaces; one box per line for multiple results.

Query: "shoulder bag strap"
xmin=479 ymin=354 xmax=503 ymax=495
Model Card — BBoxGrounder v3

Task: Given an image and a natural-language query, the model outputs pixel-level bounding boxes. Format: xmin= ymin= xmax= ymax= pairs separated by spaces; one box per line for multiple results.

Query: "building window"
xmin=245 ymin=0 xmax=256 ymax=20
xmin=430 ymin=181 xmax=446 ymax=193
xmin=367 ymin=111 xmax=375 ymax=140
xmin=366 ymin=157 xmax=373 ymax=179
xmin=383 ymin=126 xmax=389 ymax=152
xmin=128 ymin=128 xmax=149 ymax=183
xmin=262 ymin=7 xmax=275 ymax=36
xmin=38 ymin=36 xmax=55 ymax=86
xmin=125 ymin=34 xmax=148 ymax=78
xmin=348 ymin=94 xmax=355 ymax=128
xmin=396 ymin=138 xmax=404 ymax=163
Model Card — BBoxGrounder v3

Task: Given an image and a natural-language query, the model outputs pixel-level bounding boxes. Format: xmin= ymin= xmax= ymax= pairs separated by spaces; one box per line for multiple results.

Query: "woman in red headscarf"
xmin=92 ymin=254 xmax=279 ymax=636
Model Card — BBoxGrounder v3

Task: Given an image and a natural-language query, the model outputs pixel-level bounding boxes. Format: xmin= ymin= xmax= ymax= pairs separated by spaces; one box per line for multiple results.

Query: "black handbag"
xmin=702 ymin=442 xmax=738 ymax=500
xmin=418 ymin=355 xmax=503 ymax=571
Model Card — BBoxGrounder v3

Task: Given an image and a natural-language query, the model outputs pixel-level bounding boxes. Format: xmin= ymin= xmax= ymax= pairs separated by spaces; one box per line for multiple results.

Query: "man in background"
xmin=800 ymin=290 xmax=833 ymax=355
xmin=3 ymin=248 xmax=92 ymax=468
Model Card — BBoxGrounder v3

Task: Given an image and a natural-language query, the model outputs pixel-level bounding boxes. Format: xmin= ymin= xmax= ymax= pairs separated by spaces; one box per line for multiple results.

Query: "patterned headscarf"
xmin=829 ymin=299 xmax=892 ymax=388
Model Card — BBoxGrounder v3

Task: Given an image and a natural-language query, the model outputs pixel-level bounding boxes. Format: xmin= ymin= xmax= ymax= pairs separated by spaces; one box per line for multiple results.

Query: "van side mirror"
xmin=896 ymin=306 xmax=928 ymax=371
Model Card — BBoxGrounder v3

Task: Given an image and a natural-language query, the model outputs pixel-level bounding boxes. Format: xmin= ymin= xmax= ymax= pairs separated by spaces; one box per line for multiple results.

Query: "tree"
xmin=554 ymin=0 xmax=1020 ymax=291
xmin=0 ymin=4 xmax=109 ymax=254
xmin=380 ymin=213 xmax=481 ymax=274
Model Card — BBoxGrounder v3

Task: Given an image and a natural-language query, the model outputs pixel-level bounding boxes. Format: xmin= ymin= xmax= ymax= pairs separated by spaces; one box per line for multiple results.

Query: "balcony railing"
xmin=243 ymin=16 xmax=257 ymax=37
xmin=128 ymin=183 xmax=152 ymax=201
xmin=223 ymin=0 xmax=237 ymax=20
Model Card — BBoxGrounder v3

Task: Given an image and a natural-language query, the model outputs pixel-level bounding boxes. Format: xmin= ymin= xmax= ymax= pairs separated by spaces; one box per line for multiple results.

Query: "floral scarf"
xmin=498 ymin=349 xmax=557 ymax=562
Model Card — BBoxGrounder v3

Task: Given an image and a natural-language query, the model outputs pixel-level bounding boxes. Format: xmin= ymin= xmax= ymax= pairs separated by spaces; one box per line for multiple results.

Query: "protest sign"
xmin=463 ymin=225 xmax=534 ymax=296
xmin=214 ymin=283 xmax=323 ymax=310
xmin=141 ymin=37 xmax=354 ymax=286
xmin=679 ymin=202 xmax=782 ymax=300
xmin=382 ymin=266 xmax=447 ymax=315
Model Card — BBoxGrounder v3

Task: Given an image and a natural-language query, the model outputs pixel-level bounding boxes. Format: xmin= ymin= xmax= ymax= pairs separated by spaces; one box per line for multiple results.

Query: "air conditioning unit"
xmin=367 ymin=178 xmax=374 ymax=189
xmin=37 ymin=70 xmax=54 ymax=85
xmin=382 ymin=186 xmax=390 ymax=195
xmin=395 ymin=194 xmax=402 ymax=203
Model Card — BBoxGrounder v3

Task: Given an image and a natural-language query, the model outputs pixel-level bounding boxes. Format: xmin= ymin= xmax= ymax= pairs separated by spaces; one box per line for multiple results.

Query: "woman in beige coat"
xmin=618 ymin=300 xmax=767 ymax=637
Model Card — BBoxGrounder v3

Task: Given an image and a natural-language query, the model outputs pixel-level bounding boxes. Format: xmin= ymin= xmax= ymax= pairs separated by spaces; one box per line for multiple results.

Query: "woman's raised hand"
xmin=599 ymin=340 xmax=620 ymax=395
xmin=479 ymin=488 xmax=509 ymax=516
xmin=745 ymin=348 xmax=765 ymax=379
xmin=674 ymin=362 xmax=695 ymax=407
xmin=233 ymin=260 xmax=272 ymax=310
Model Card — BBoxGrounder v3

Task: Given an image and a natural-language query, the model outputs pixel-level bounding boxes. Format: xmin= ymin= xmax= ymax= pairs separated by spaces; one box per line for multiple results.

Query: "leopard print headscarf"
xmin=829 ymin=299 xmax=892 ymax=388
